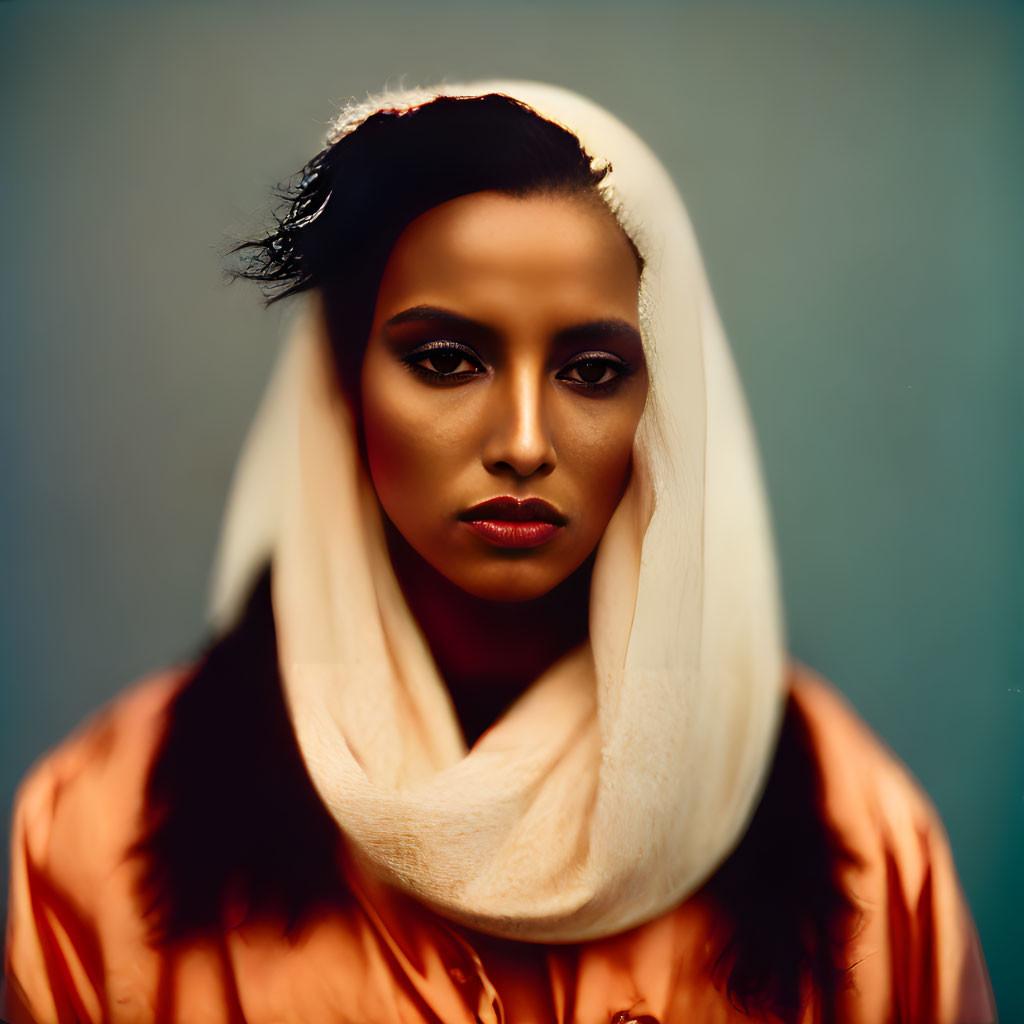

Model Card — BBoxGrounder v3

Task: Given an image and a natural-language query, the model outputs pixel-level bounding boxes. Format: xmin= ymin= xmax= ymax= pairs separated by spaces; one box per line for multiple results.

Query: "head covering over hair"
xmin=208 ymin=81 xmax=785 ymax=943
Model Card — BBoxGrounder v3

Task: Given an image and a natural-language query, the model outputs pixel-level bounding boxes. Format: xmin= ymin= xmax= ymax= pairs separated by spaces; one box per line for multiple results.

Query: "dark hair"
xmin=229 ymin=93 xmax=640 ymax=408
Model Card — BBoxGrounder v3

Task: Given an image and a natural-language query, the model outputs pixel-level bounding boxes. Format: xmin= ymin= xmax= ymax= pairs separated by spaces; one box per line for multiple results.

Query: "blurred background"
xmin=2 ymin=0 xmax=1020 ymax=1015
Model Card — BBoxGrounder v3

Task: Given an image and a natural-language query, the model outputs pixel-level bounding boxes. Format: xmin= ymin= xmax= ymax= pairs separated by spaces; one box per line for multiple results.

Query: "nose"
xmin=481 ymin=363 xmax=556 ymax=480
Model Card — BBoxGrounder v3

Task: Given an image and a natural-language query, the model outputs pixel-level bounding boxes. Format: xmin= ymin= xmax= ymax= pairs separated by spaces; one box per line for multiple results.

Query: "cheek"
xmin=363 ymin=407 xmax=429 ymax=512
xmin=561 ymin=410 xmax=641 ymax=519
xmin=361 ymin=374 xmax=468 ymax=516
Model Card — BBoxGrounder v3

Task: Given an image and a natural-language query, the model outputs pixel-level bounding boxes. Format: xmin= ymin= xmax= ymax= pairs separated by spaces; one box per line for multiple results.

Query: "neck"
xmin=384 ymin=523 xmax=592 ymax=746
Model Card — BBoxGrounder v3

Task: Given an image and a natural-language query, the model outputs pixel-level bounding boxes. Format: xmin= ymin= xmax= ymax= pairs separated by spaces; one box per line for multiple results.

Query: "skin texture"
xmin=359 ymin=191 xmax=647 ymax=742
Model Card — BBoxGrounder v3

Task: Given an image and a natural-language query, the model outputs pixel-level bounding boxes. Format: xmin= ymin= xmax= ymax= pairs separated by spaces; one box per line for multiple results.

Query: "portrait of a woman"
xmin=1 ymin=77 xmax=999 ymax=1023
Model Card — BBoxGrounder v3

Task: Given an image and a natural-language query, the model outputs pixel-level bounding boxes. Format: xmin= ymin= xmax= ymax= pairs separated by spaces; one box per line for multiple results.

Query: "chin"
xmin=448 ymin=562 xmax=569 ymax=604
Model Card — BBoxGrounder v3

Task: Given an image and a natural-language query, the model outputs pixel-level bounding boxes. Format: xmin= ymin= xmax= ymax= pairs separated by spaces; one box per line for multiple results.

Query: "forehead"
xmin=372 ymin=191 xmax=641 ymax=324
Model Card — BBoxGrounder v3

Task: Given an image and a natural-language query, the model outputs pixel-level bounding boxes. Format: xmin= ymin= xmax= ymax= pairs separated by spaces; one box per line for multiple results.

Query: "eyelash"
xmin=403 ymin=341 xmax=484 ymax=383
xmin=558 ymin=352 xmax=631 ymax=391
xmin=402 ymin=342 xmax=632 ymax=393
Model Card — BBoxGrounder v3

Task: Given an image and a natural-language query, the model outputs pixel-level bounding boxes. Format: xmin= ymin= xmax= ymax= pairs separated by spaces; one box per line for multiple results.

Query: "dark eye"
xmin=405 ymin=342 xmax=483 ymax=381
xmin=559 ymin=354 xmax=627 ymax=388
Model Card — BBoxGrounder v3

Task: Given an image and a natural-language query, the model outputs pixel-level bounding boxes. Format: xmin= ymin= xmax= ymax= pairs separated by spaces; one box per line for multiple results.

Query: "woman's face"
xmin=360 ymin=190 xmax=647 ymax=602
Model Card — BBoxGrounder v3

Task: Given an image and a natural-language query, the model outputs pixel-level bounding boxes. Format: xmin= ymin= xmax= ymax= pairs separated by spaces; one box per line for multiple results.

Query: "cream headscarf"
xmin=209 ymin=81 xmax=785 ymax=944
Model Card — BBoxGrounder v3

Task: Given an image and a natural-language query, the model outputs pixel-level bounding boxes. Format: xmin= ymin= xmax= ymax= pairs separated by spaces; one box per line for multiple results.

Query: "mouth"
xmin=458 ymin=497 xmax=567 ymax=549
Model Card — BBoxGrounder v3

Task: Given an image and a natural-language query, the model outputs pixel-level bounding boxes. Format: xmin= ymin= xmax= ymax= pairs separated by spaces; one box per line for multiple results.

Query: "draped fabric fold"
xmin=208 ymin=81 xmax=786 ymax=943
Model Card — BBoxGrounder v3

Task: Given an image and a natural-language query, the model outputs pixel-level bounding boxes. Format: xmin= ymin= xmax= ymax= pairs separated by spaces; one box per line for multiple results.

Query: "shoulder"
xmin=8 ymin=670 xmax=191 ymax=911
xmin=787 ymin=663 xmax=995 ymax=1022
xmin=787 ymin=664 xmax=940 ymax=847
xmin=786 ymin=662 xmax=958 ymax=919
xmin=4 ymin=669 xmax=192 ymax=1023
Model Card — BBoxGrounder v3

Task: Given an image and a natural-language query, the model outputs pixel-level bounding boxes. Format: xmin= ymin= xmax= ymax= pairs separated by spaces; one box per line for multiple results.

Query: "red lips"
xmin=459 ymin=497 xmax=566 ymax=548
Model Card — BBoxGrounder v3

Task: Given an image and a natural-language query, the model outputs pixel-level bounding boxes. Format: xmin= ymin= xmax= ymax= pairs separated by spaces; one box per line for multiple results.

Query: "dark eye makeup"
xmin=557 ymin=351 xmax=632 ymax=390
xmin=401 ymin=340 xmax=634 ymax=393
xmin=403 ymin=340 xmax=485 ymax=383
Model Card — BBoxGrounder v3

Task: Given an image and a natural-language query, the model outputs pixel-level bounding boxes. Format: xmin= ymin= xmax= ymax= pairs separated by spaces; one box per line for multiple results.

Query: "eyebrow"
xmin=383 ymin=305 xmax=643 ymax=349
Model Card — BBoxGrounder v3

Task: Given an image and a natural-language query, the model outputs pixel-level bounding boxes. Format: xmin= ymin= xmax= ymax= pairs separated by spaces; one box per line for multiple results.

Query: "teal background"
xmin=2 ymin=2 xmax=1020 ymax=1015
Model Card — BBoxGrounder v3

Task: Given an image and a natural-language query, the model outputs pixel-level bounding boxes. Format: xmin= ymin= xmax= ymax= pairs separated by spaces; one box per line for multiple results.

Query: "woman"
xmin=3 ymin=82 xmax=995 ymax=1023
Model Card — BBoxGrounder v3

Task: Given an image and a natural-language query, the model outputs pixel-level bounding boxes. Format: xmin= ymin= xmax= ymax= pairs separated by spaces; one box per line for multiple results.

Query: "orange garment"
xmin=3 ymin=666 xmax=994 ymax=1024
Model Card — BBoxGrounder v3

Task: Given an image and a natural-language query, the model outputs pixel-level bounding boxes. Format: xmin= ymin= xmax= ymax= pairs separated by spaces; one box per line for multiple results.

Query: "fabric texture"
xmin=209 ymin=80 xmax=785 ymax=944
xmin=2 ymin=666 xmax=996 ymax=1023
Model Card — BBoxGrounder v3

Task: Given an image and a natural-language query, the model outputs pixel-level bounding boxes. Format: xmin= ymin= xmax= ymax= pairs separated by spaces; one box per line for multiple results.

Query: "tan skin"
xmin=359 ymin=191 xmax=647 ymax=744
